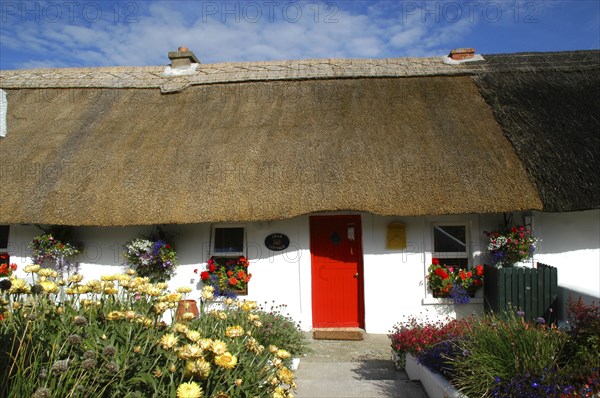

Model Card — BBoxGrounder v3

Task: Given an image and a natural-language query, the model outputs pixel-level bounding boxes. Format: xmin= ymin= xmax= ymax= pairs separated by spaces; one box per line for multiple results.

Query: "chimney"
xmin=448 ymin=48 xmax=475 ymax=61
xmin=168 ymin=47 xmax=201 ymax=69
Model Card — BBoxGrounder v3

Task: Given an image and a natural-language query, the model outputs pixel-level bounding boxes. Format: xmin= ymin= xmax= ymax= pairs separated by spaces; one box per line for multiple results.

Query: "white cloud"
xmin=0 ymin=1 xmax=484 ymax=68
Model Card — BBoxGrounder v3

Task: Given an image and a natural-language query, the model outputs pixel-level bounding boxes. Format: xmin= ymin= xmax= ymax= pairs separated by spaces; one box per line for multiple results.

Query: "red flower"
xmin=0 ymin=264 xmax=8 ymax=275
xmin=193 ymin=268 xmax=198 ymax=274
xmin=228 ymin=277 xmax=238 ymax=286
xmin=200 ymin=271 xmax=210 ymax=280
xmin=432 ymin=258 xmax=440 ymax=265
xmin=10 ymin=263 xmax=17 ymax=271
xmin=435 ymin=268 xmax=449 ymax=279
xmin=208 ymin=264 xmax=216 ymax=272
xmin=475 ymin=264 xmax=484 ymax=276
xmin=237 ymin=270 xmax=246 ymax=279
xmin=227 ymin=270 xmax=234 ymax=277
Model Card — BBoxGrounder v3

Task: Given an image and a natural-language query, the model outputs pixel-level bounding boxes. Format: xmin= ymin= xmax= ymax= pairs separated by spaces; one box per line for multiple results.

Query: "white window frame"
xmin=210 ymin=224 xmax=246 ymax=257
xmin=431 ymin=222 xmax=470 ymax=268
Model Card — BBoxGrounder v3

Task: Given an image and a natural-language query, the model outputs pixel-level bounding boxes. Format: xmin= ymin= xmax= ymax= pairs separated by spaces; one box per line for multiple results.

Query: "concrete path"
xmin=294 ymin=333 xmax=428 ymax=398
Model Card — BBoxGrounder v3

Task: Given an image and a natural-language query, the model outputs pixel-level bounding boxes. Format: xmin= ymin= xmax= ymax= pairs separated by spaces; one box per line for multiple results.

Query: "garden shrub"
xmin=451 ymin=311 xmax=569 ymax=398
xmin=0 ymin=268 xmax=302 ymax=398
xmin=388 ymin=315 xmax=470 ymax=357
xmin=253 ymin=303 xmax=310 ymax=359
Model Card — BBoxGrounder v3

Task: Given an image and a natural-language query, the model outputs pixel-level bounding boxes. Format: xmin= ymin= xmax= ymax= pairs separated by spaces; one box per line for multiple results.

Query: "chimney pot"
xmin=449 ymin=48 xmax=475 ymax=61
xmin=168 ymin=47 xmax=201 ymax=69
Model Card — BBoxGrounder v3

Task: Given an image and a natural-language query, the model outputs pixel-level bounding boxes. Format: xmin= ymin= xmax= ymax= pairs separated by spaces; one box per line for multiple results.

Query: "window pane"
xmin=0 ymin=225 xmax=9 ymax=249
xmin=214 ymin=228 xmax=244 ymax=253
xmin=434 ymin=226 xmax=466 ymax=252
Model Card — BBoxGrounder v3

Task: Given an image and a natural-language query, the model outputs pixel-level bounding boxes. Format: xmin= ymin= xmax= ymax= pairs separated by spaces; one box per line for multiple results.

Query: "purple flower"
xmin=536 ymin=317 xmax=546 ymax=324
xmin=516 ymin=311 xmax=525 ymax=318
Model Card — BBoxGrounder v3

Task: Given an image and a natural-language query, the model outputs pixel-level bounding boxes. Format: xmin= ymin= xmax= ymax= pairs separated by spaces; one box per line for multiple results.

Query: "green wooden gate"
xmin=484 ymin=263 xmax=558 ymax=323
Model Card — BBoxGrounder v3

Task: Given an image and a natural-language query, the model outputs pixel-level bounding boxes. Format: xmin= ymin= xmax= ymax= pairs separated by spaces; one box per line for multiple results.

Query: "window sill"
xmin=421 ymin=297 xmax=483 ymax=305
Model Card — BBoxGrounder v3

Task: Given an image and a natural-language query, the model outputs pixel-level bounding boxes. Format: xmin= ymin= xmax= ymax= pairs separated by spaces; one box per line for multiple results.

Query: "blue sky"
xmin=0 ymin=1 xmax=598 ymax=69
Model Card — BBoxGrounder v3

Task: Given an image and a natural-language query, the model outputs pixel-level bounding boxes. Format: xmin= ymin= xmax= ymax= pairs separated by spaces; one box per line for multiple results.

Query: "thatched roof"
xmin=0 ymin=50 xmax=597 ymax=226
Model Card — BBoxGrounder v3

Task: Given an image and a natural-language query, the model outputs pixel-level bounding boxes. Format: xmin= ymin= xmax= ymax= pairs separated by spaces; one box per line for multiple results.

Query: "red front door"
xmin=310 ymin=215 xmax=364 ymax=328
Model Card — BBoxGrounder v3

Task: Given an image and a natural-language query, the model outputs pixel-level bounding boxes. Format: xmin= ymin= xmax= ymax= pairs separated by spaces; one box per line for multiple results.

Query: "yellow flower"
xmin=158 ymin=333 xmax=179 ymax=350
xmin=9 ymin=279 xmax=30 ymax=294
xmin=276 ymin=349 xmax=291 ymax=359
xmin=107 ymin=311 xmax=124 ymax=321
xmin=217 ymin=312 xmax=227 ymax=320
xmin=269 ymin=345 xmax=279 ymax=353
xmin=145 ymin=286 xmax=164 ymax=296
xmin=248 ymin=314 xmax=260 ymax=321
xmin=172 ymin=323 xmax=190 ymax=334
xmin=23 ymin=264 xmax=40 ymax=273
xmin=153 ymin=368 xmax=162 ymax=377
xmin=225 ymin=326 xmax=244 ymax=338
xmin=134 ymin=346 xmax=142 ymax=353
xmin=126 ymin=268 xmax=137 ymax=276
xmin=214 ymin=352 xmax=237 ymax=369
xmin=277 ymin=367 xmax=295 ymax=384
xmin=253 ymin=320 xmax=263 ymax=328
xmin=68 ymin=274 xmax=84 ymax=283
xmin=169 ymin=364 xmax=177 ymax=373
xmin=101 ymin=275 xmax=117 ymax=281
xmin=271 ymin=387 xmax=287 ymax=398
xmin=124 ymin=310 xmax=136 ymax=320
xmin=211 ymin=340 xmax=228 ymax=355
xmin=38 ymin=268 xmax=55 ymax=277
xmin=242 ymin=301 xmax=257 ymax=311
xmin=176 ymin=286 xmax=192 ymax=293
xmin=181 ymin=312 xmax=195 ymax=321
xmin=39 ymin=281 xmax=59 ymax=294
xmin=153 ymin=302 xmax=168 ymax=314
xmin=225 ymin=298 xmax=234 ymax=305
xmin=103 ymin=287 xmax=118 ymax=295
xmin=235 ymin=379 xmax=243 ymax=386
xmin=185 ymin=330 xmax=202 ymax=342
xmin=177 ymin=344 xmax=204 ymax=360
xmin=176 ymin=382 xmax=203 ymax=398
xmin=166 ymin=293 xmax=183 ymax=303
xmin=198 ymin=338 xmax=213 ymax=351
xmin=185 ymin=358 xmax=211 ymax=379
xmin=200 ymin=286 xmax=214 ymax=300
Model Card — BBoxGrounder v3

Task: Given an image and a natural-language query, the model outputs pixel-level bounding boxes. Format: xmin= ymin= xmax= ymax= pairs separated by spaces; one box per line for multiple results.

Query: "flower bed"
xmin=0 ymin=266 xmax=306 ymax=398
xmin=390 ymin=303 xmax=600 ymax=397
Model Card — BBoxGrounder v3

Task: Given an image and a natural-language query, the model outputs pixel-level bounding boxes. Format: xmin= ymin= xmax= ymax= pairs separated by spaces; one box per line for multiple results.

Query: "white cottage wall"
xmin=533 ymin=209 xmax=600 ymax=316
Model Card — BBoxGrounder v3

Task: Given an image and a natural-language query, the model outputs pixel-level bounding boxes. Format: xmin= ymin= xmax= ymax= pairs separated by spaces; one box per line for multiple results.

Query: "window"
xmin=432 ymin=224 xmax=469 ymax=268
xmin=0 ymin=225 xmax=9 ymax=249
xmin=211 ymin=226 xmax=245 ymax=256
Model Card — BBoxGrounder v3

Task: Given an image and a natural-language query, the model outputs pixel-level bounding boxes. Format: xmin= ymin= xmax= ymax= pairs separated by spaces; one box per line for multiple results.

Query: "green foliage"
xmin=1 ymin=271 xmax=302 ymax=398
xmin=253 ymin=303 xmax=310 ymax=358
xmin=451 ymin=311 xmax=569 ymax=397
xmin=560 ymin=297 xmax=600 ymax=386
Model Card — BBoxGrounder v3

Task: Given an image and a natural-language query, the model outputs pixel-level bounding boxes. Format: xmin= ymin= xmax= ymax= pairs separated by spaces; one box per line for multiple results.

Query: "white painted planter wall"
xmin=405 ymin=354 xmax=468 ymax=398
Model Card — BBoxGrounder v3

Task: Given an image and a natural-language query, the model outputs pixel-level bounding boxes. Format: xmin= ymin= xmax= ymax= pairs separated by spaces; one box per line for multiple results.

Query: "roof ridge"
xmin=1 ymin=50 xmax=598 ymax=93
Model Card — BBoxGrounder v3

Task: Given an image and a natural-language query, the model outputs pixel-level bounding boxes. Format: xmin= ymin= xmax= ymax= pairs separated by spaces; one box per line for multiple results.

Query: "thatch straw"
xmin=474 ymin=53 xmax=600 ymax=212
xmin=0 ymin=76 xmax=541 ymax=226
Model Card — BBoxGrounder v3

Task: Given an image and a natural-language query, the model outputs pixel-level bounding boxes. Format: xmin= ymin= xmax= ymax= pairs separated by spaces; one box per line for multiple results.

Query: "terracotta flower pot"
xmin=176 ymin=299 xmax=199 ymax=320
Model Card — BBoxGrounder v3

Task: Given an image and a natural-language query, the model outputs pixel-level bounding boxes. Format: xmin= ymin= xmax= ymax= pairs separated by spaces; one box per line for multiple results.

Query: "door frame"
xmin=309 ymin=214 xmax=365 ymax=328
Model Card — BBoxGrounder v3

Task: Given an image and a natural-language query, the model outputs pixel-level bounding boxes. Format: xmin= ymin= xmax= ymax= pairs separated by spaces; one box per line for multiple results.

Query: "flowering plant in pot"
xmin=484 ymin=225 xmax=538 ymax=267
xmin=123 ymin=238 xmax=177 ymax=283
xmin=197 ymin=256 xmax=252 ymax=297
xmin=427 ymin=259 xmax=484 ymax=304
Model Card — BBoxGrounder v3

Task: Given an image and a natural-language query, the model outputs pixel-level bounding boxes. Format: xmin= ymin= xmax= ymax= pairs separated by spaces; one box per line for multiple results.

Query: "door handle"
xmin=354 ymin=273 xmax=359 ymax=278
